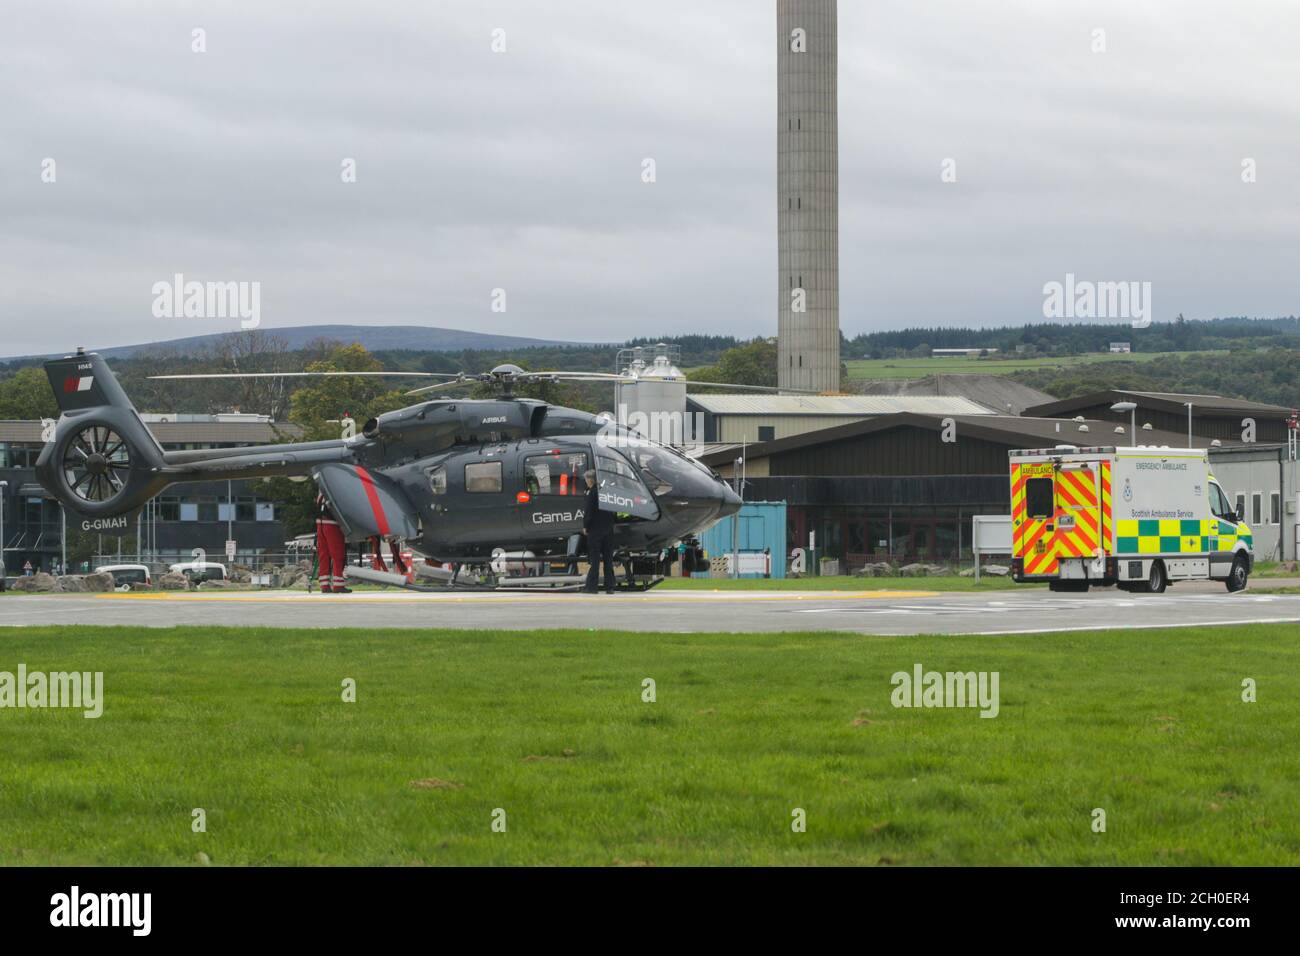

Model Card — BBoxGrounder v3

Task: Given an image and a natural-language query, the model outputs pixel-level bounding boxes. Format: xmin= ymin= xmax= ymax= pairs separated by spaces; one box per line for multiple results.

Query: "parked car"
xmin=94 ymin=563 xmax=153 ymax=591
xmin=168 ymin=561 xmax=228 ymax=585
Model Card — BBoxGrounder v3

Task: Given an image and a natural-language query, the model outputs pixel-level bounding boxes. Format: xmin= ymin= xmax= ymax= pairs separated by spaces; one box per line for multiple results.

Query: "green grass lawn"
xmin=1 ymin=623 xmax=1295 ymax=866
xmin=659 ymin=574 xmax=1034 ymax=591
xmin=844 ymin=351 xmax=1220 ymax=381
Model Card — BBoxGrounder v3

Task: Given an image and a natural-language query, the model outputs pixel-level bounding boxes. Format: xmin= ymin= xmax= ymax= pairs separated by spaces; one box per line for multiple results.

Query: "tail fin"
xmin=44 ymin=349 xmax=139 ymax=415
xmin=35 ymin=351 xmax=167 ymax=532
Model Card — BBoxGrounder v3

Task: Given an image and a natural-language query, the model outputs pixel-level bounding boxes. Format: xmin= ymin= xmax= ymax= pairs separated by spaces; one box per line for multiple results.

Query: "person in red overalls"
xmin=315 ymin=493 xmax=349 ymax=594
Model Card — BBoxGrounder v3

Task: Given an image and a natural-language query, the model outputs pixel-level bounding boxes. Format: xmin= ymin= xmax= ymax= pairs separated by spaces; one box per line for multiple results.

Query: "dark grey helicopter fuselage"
xmin=35 ymin=352 xmax=740 ymax=561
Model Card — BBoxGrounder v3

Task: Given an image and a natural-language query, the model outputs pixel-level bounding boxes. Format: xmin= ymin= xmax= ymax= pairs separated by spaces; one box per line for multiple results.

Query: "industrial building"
xmin=686 ymin=393 xmax=993 ymax=444
xmin=1023 ymin=390 xmax=1295 ymax=444
xmin=1203 ymin=442 xmax=1300 ymax=561
xmin=697 ymin=411 xmax=1271 ymax=568
xmin=0 ymin=415 xmax=300 ymax=575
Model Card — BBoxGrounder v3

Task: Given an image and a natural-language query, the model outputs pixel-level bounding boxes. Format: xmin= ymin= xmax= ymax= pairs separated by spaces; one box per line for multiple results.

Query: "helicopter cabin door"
xmin=435 ymin=446 xmax=516 ymax=552
xmin=594 ymin=449 xmax=660 ymax=521
xmin=516 ymin=442 xmax=590 ymax=536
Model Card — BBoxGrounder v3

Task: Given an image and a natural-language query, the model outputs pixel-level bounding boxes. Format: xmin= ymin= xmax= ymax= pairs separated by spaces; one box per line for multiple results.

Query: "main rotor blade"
xmin=149 ymin=371 xmax=462 ymax=380
xmin=405 ymin=378 xmax=481 ymax=396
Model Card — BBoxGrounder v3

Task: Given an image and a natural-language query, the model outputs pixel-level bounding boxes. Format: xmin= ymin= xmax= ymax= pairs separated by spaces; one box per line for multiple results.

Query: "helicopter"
xmin=34 ymin=348 xmax=801 ymax=590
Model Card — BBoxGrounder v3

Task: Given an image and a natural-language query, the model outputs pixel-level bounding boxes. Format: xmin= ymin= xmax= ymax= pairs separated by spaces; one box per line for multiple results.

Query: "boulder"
xmin=13 ymin=572 xmax=58 ymax=592
xmin=158 ymin=571 xmax=191 ymax=591
xmin=229 ymin=567 xmax=252 ymax=584
xmin=82 ymin=571 xmax=117 ymax=592
xmin=56 ymin=576 xmax=87 ymax=592
xmin=899 ymin=563 xmax=929 ymax=577
xmin=128 ymin=581 xmax=154 ymax=592
xmin=981 ymin=564 xmax=1010 ymax=577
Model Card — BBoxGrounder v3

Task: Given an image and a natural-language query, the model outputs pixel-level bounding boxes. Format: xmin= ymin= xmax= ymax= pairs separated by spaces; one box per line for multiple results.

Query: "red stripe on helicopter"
xmin=355 ymin=466 xmax=391 ymax=536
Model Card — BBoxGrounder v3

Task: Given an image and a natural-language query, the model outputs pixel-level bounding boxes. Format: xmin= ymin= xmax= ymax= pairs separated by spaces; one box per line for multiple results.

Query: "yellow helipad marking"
xmin=91 ymin=589 xmax=941 ymax=604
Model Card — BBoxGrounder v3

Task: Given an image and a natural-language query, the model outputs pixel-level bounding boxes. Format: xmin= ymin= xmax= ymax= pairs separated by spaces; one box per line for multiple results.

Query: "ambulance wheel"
xmin=1145 ymin=561 xmax=1167 ymax=594
xmin=1225 ymin=555 xmax=1248 ymax=593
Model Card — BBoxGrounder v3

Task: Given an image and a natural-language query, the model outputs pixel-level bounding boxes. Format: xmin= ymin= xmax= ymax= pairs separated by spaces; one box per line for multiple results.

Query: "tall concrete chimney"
xmin=777 ymin=0 xmax=840 ymax=393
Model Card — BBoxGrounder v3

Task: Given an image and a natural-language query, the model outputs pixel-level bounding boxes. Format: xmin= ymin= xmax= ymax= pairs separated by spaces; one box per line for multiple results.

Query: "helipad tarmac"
xmin=2 ymin=584 xmax=1298 ymax=635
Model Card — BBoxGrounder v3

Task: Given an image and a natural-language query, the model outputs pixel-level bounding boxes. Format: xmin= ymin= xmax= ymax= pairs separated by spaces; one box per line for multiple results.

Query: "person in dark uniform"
xmin=581 ymin=469 xmax=616 ymax=593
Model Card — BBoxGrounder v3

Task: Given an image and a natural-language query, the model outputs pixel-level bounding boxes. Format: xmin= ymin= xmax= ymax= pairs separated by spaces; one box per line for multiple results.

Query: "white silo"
xmin=613 ymin=343 xmax=690 ymax=447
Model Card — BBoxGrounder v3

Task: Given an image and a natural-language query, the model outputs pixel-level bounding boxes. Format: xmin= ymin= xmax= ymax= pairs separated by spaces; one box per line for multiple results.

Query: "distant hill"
xmin=3 ymin=324 xmax=593 ymax=361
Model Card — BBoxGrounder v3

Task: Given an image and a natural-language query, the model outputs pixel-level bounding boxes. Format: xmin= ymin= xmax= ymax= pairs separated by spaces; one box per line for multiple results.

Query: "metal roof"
xmin=852 ymin=374 xmax=1058 ymax=415
xmin=1023 ymin=389 xmax=1294 ymax=418
xmin=697 ymin=413 xmax=1208 ymax=466
xmin=685 ymin=394 xmax=992 ymax=416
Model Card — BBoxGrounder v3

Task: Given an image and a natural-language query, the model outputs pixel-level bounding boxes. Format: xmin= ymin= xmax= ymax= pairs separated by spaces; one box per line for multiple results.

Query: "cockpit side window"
xmin=597 ymin=453 xmax=637 ymax=481
xmin=631 ymin=447 xmax=674 ymax=495
xmin=523 ymin=453 xmax=587 ymax=496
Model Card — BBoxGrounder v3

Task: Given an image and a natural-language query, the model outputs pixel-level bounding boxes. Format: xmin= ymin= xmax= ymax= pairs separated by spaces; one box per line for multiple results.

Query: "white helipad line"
xmin=960 ymin=616 xmax=1300 ymax=636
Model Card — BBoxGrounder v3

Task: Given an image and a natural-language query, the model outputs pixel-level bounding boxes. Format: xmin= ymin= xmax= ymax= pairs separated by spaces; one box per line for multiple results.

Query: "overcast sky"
xmin=2 ymin=0 xmax=1297 ymax=355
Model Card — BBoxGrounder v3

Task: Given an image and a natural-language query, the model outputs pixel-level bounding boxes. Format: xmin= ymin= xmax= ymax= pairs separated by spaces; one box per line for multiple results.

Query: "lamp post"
xmin=1109 ymin=401 xmax=1137 ymax=441
xmin=0 ymin=479 xmax=7 ymax=579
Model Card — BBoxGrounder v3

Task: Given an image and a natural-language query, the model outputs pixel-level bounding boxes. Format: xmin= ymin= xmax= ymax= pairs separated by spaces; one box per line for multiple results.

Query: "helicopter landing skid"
xmin=390 ymin=573 xmax=665 ymax=594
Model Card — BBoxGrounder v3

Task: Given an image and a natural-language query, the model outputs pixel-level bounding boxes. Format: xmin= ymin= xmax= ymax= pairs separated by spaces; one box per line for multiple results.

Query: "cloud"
xmin=1 ymin=0 xmax=1297 ymax=355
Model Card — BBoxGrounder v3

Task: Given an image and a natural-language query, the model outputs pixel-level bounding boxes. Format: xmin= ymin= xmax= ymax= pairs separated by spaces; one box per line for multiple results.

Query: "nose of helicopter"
xmin=717 ymin=479 xmax=742 ymax=518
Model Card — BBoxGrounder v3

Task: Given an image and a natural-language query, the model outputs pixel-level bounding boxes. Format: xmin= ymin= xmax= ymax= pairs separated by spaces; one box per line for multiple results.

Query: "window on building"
xmin=217 ymin=502 xmax=235 ymax=522
xmin=465 ymin=461 xmax=502 ymax=493
xmin=1234 ymin=494 xmax=1246 ymax=520
xmin=523 ymin=453 xmax=587 ymax=496
xmin=180 ymin=499 xmax=199 ymax=522
xmin=236 ymin=499 xmax=256 ymax=522
xmin=1271 ymin=492 xmax=1281 ymax=524
xmin=158 ymin=498 xmax=180 ymax=521
xmin=198 ymin=498 xmax=218 ymax=522
xmin=255 ymin=502 xmax=274 ymax=522
xmin=758 ymin=426 xmax=775 ymax=442
xmin=1251 ymin=493 xmax=1263 ymax=525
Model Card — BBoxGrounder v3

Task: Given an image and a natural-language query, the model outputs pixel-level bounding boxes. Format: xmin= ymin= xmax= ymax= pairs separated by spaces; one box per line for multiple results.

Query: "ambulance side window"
xmin=1208 ymin=483 xmax=1232 ymax=519
xmin=1025 ymin=478 xmax=1054 ymax=518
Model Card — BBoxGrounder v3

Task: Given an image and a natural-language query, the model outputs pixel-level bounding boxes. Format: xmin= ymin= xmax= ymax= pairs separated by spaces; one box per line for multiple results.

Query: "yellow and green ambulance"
xmin=1009 ymin=445 xmax=1252 ymax=593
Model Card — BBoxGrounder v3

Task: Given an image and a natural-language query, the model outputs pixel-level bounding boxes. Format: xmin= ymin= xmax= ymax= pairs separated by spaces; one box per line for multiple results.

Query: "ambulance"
xmin=1009 ymin=445 xmax=1252 ymax=593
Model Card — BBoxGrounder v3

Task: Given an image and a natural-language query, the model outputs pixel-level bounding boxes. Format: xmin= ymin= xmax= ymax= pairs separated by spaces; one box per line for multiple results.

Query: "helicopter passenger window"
xmin=523 ymin=453 xmax=587 ymax=496
xmin=427 ymin=466 xmax=447 ymax=495
xmin=465 ymin=461 xmax=503 ymax=493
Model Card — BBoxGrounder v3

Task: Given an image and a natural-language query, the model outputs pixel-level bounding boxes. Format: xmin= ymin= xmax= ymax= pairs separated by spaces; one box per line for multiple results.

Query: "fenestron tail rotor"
xmin=61 ymin=423 xmax=132 ymax=504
